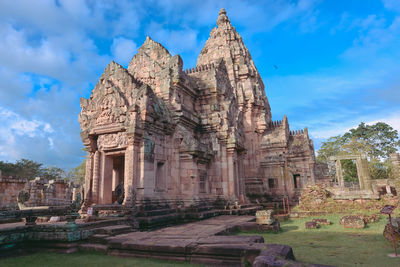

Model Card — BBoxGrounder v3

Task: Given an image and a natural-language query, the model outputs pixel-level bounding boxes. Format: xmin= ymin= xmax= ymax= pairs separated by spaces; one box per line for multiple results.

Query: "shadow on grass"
xmin=280 ymin=225 xmax=299 ymax=232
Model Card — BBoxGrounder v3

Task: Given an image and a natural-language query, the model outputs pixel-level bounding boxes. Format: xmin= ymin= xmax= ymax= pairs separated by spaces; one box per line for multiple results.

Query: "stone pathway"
xmin=81 ymin=215 xmax=305 ymax=266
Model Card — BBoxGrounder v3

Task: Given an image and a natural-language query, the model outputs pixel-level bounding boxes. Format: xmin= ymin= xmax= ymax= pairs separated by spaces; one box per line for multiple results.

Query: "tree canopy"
xmin=317 ymin=122 xmax=400 ymax=180
xmin=0 ymin=158 xmax=84 ymax=183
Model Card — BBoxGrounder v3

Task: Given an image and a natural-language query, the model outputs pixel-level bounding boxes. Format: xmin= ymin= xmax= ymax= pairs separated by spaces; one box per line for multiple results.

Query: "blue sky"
xmin=0 ymin=0 xmax=399 ymax=169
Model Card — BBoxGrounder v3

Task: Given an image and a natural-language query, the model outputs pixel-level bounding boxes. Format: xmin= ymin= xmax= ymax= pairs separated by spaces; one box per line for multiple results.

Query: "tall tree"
xmin=15 ymin=159 xmax=43 ymax=180
xmin=66 ymin=159 xmax=86 ymax=185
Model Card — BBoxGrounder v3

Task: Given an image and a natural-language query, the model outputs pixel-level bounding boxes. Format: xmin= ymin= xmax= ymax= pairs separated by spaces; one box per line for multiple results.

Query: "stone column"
xmin=84 ymin=151 xmax=93 ymax=202
xmin=390 ymin=153 xmax=400 ymax=192
xmin=112 ymin=169 xmax=118 ymax=191
xmin=220 ymin=142 xmax=229 ymax=198
xmin=227 ymin=148 xmax=236 ymax=198
xmin=92 ymin=150 xmax=100 ymax=204
xmin=335 ymin=160 xmax=344 ymax=188
xmin=237 ymin=154 xmax=246 ymax=203
xmin=361 ymin=157 xmax=372 ymax=191
xmin=123 ymin=143 xmax=135 ymax=205
xmin=355 ymin=158 xmax=364 ymax=189
xmin=99 ymin=152 xmax=112 ymax=204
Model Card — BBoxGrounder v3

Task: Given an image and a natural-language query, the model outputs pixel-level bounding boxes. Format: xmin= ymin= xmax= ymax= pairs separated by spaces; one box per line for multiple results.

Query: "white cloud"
xmin=382 ymin=0 xmax=400 ymax=13
xmin=147 ymin=22 xmax=201 ymax=55
xmin=111 ymin=37 xmax=137 ymax=66
xmin=0 ymin=107 xmax=55 ymax=159
xmin=153 ymin=0 xmax=320 ymax=33
xmin=366 ymin=114 xmax=400 ymax=132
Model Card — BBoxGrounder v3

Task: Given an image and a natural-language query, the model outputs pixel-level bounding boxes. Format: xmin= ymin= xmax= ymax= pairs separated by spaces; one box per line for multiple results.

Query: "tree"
xmin=66 ymin=159 xmax=86 ymax=185
xmin=15 ymin=159 xmax=43 ymax=180
xmin=317 ymin=122 xmax=400 ymax=180
xmin=344 ymin=122 xmax=400 ymax=159
xmin=42 ymin=166 xmax=66 ymax=180
xmin=0 ymin=159 xmax=67 ymax=180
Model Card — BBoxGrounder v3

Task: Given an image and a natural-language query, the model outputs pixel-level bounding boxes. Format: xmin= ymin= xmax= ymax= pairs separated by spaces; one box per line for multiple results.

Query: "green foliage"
xmin=0 ymin=159 xmax=67 ymax=181
xmin=345 ymin=122 xmax=400 ymax=158
xmin=317 ymin=122 xmax=400 ymax=180
xmin=341 ymin=159 xmax=358 ymax=182
xmin=42 ymin=166 xmax=66 ymax=180
xmin=0 ymin=159 xmax=43 ymax=180
xmin=369 ymin=158 xmax=392 ymax=180
xmin=0 ymin=152 xmax=86 ymax=183
xmin=66 ymin=159 xmax=86 ymax=185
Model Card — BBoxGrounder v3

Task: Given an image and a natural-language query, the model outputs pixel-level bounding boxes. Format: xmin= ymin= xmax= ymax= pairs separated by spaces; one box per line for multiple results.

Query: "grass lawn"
xmin=238 ymin=214 xmax=400 ymax=267
xmin=0 ymin=251 xmax=204 ymax=267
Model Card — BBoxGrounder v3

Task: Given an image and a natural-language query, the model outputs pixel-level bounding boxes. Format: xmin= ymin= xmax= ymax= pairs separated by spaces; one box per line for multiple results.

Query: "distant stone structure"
xmin=79 ymin=9 xmax=320 ymax=211
xmin=331 ymin=154 xmax=371 ymax=190
xmin=325 ymin=153 xmax=400 ymax=199
xmin=0 ymin=173 xmax=76 ymax=210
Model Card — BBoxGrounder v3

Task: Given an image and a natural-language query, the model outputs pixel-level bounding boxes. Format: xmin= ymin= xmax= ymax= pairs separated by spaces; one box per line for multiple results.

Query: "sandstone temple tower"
xmin=79 ymin=9 xmax=317 ymax=211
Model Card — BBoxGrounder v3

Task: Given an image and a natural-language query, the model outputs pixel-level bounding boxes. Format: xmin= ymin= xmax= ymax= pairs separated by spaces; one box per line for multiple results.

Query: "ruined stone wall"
xmin=314 ymin=162 xmax=331 ymax=186
xmin=0 ymin=175 xmax=26 ymax=210
xmin=391 ymin=153 xmax=400 ymax=180
xmin=0 ymin=172 xmax=76 ymax=210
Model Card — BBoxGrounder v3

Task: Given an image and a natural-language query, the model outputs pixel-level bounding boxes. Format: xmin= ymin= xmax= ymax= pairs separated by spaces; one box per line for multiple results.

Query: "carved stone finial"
xmin=217 ymin=8 xmax=230 ymax=26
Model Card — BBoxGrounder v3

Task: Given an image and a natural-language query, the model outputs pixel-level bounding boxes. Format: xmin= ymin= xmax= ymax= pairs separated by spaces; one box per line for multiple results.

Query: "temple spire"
xmin=217 ymin=8 xmax=231 ymax=27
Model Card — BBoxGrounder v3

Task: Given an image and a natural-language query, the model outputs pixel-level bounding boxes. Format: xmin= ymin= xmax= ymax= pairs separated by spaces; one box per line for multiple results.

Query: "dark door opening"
xmin=293 ymin=174 xmax=300 ymax=189
xmin=112 ymin=155 xmax=125 ymax=204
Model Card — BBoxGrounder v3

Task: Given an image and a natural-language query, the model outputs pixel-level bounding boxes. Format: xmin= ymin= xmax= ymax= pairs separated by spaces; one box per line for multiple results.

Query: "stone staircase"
xmin=134 ymin=202 xmax=262 ymax=230
xmin=79 ymin=223 xmax=134 ymax=253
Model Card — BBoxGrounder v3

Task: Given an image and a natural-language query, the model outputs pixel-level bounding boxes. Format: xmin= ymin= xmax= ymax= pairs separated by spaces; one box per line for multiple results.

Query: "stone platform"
xmin=0 ymin=215 xmax=331 ymax=266
xmin=80 ymin=216 xmax=329 ymax=266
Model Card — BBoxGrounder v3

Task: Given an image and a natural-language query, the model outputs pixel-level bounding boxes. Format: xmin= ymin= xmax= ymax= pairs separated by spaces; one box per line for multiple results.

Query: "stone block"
xmin=312 ymin=218 xmax=330 ymax=225
xmin=258 ymin=221 xmax=280 ymax=233
xmin=339 ymin=215 xmax=365 ymax=229
xmin=305 ymin=221 xmax=319 ymax=229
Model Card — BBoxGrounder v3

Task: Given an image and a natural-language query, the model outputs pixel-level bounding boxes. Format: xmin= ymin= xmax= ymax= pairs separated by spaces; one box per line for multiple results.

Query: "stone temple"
xmin=79 ymin=9 xmax=319 ymax=215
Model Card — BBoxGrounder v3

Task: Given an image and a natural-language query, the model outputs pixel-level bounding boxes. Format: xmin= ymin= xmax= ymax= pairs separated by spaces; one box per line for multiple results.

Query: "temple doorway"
xmin=112 ymin=155 xmax=125 ymax=204
xmin=100 ymin=153 xmax=125 ymax=204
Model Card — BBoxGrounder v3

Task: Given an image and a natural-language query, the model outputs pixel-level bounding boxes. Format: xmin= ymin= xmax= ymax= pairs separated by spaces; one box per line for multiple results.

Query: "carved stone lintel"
xmin=97 ymin=132 xmax=128 ymax=150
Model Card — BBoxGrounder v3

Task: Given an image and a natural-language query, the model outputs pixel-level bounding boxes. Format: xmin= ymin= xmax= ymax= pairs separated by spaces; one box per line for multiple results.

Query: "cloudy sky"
xmin=0 ymin=0 xmax=399 ymax=169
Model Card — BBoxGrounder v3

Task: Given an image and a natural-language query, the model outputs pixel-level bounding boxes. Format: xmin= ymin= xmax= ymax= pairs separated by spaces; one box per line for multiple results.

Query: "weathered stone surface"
xmin=256 ymin=209 xmax=275 ymax=225
xmin=79 ymin=8 xmax=320 ymax=217
xmin=0 ymin=175 xmax=79 ymax=210
xmin=339 ymin=215 xmax=365 ymax=229
xmin=305 ymin=221 xmax=319 ymax=229
xmin=312 ymin=218 xmax=330 ymax=225
xmin=258 ymin=221 xmax=281 ymax=233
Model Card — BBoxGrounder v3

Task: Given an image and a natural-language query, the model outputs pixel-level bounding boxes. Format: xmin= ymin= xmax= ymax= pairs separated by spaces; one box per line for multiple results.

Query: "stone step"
xmin=94 ymin=224 xmax=133 ymax=235
xmin=136 ymin=208 xmax=177 ymax=217
xmin=79 ymin=243 xmax=108 ymax=253
xmin=88 ymin=234 xmax=110 ymax=244
xmin=185 ymin=209 xmax=221 ymax=220
xmin=136 ymin=213 xmax=183 ymax=230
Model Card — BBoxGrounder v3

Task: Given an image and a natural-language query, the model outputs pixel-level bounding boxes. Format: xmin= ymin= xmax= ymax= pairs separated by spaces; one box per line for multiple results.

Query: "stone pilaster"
xmin=92 ymin=150 xmax=100 ymax=204
xmin=123 ymin=143 xmax=135 ymax=206
xmin=84 ymin=151 xmax=93 ymax=202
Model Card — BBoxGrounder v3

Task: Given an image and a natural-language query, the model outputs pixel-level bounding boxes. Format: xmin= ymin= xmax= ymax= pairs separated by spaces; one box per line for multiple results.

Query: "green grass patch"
xmin=0 ymin=251 xmax=204 ymax=267
xmin=238 ymin=214 xmax=400 ymax=267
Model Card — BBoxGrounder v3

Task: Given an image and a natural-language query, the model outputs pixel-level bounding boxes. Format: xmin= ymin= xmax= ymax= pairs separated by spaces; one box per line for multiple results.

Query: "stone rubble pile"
xmin=298 ymin=185 xmax=331 ymax=210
